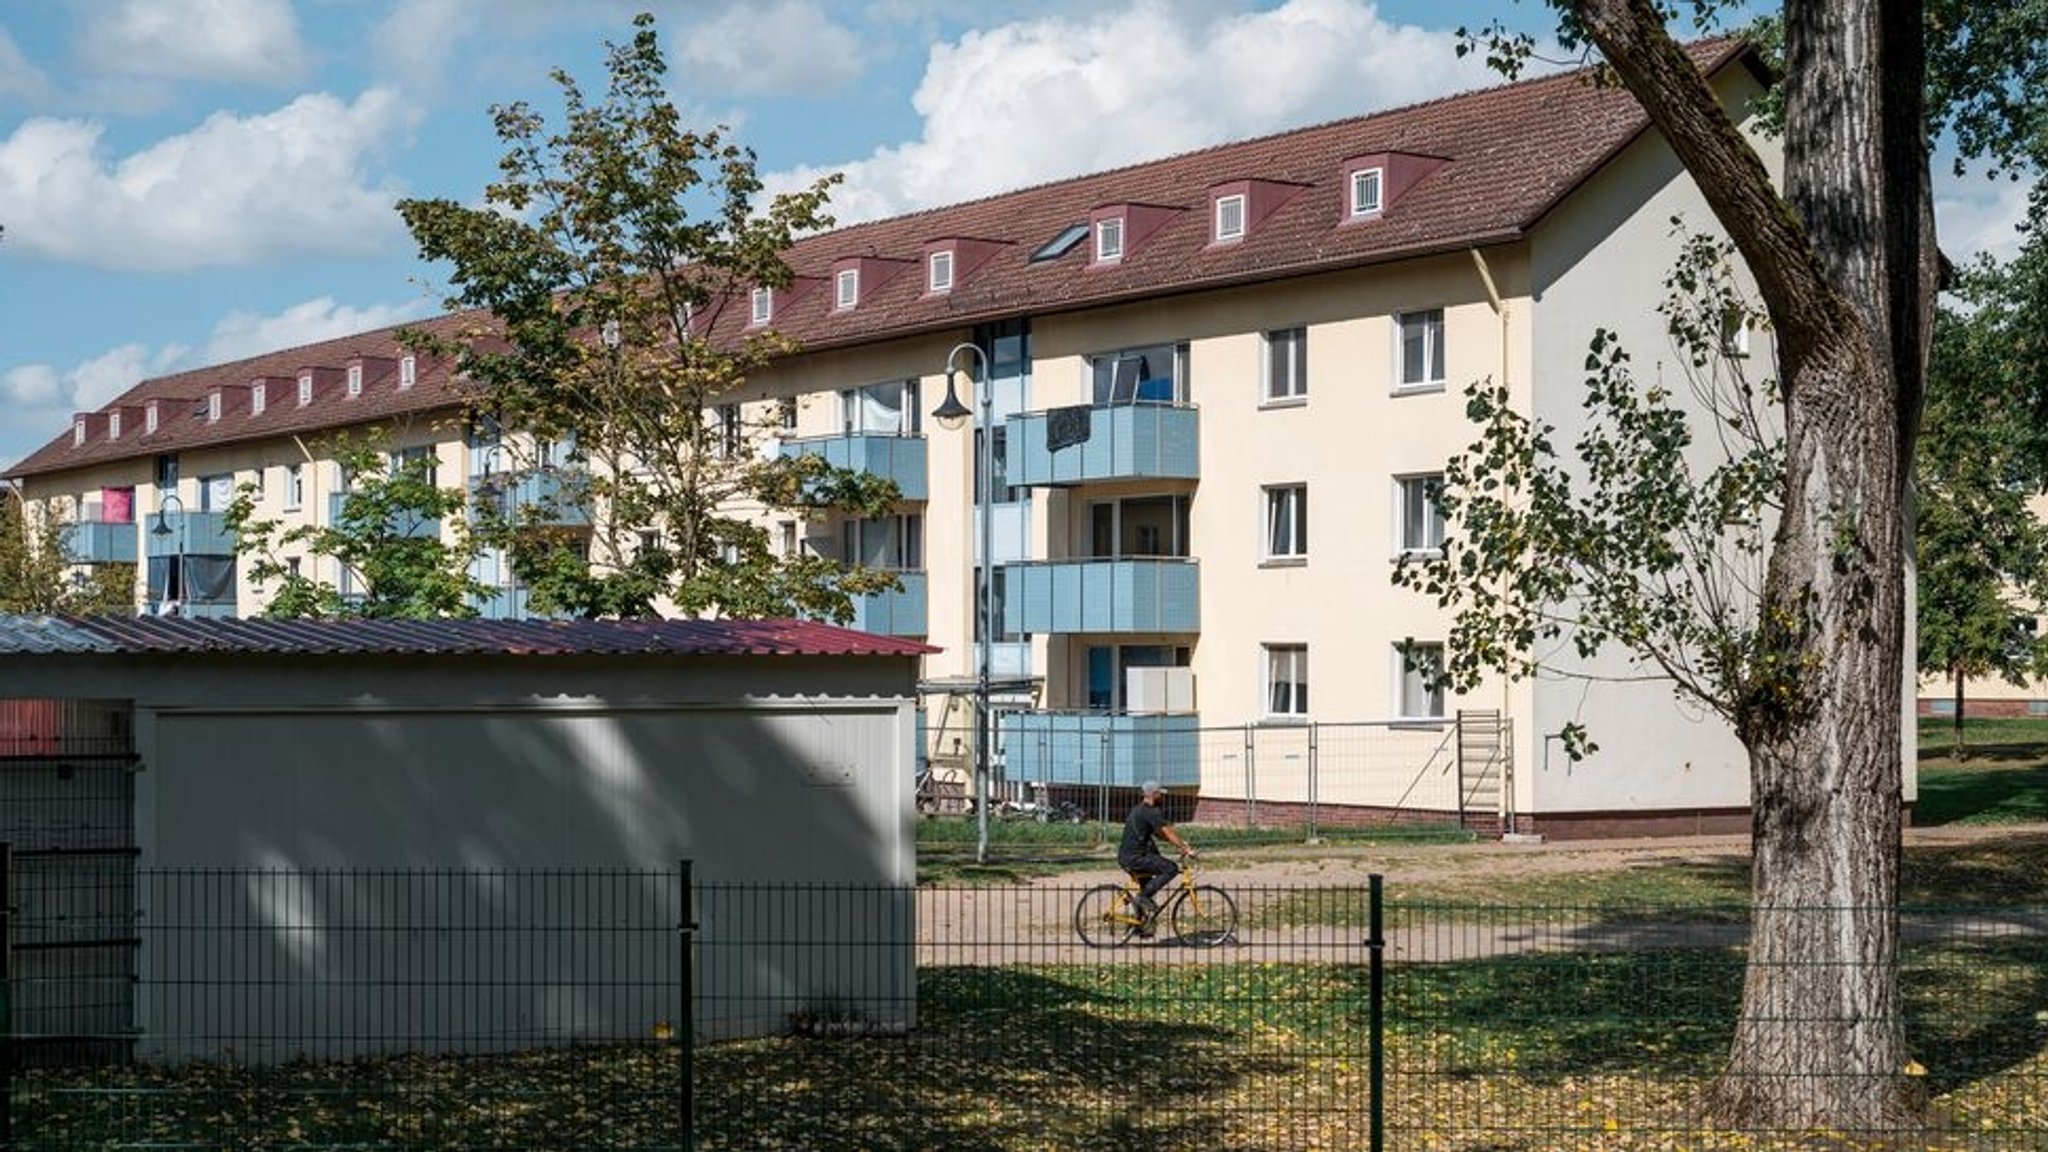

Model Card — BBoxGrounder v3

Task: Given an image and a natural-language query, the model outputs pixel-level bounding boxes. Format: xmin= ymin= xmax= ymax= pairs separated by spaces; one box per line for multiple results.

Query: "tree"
xmin=0 ymin=487 xmax=135 ymax=614
xmin=1915 ymin=254 xmax=2048 ymax=753
xmin=396 ymin=13 xmax=900 ymax=622
xmin=1426 ymin=0 xmax=2042 ymax=1132
xmin=226 ymin=437 xmax=486 ymax=619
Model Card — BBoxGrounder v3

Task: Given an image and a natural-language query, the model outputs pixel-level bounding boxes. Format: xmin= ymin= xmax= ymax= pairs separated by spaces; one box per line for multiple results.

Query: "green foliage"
xmin=1915 ymin=254 xmax=2048 ymax=733
xmin=226 ymin=436 xmax=486 ymax=619
xmin=397 ymin=13 xmax=896 ymax=622
xmin=0 ymin=490 xmax=136 ymax=615
xmin=1393 ymin=230 xmax=1784 ymax=738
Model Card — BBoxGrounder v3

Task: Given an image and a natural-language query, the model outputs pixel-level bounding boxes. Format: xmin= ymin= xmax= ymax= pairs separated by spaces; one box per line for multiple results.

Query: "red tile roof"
xmin=0 ymin=614 xmax=938 ymax=658
xmin=6 ymin=39 xmax=1757 ymax=480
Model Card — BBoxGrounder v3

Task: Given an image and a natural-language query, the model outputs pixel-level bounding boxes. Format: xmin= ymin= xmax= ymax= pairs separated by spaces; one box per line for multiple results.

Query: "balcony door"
xmin=1088 ymin=495 xmax=1190 ymax=559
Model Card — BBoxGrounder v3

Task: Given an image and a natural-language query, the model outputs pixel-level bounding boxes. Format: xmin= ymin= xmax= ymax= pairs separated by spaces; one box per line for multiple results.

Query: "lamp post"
xmin=931 ymin=341 xmax=994 ymax=865
xmin=150 ymin=492 xmax=185 ymax=617
xmin=476 ymin=442 xmax=511 ymax=617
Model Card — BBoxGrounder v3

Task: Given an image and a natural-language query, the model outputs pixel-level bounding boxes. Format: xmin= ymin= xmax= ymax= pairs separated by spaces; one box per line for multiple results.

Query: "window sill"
xmin=1259 ymin=396 xmax=1308 ymax=411
xmin=1393 ymin=548 xmax=1444 ymax=563
xmin=1391 ymin=381 xmax=1446 ymax=397
xmin=1390 ymin=718 xmax=1448 ymax=731
xmin=1257 ymin=715 xmax=1311 ymax=727
xmin=1259 ymin=556 xmax=1307 ymax=569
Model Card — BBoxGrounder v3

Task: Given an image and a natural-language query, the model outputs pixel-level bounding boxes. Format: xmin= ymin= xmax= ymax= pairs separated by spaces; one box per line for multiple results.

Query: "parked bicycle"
xmin=1074 ymin=853 xmax=1238 ymax=948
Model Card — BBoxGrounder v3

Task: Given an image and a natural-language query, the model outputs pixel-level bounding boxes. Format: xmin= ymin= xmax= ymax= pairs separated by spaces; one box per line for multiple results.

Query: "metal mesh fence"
xmin=6 ymin=867 xmax=2044 ymax=1150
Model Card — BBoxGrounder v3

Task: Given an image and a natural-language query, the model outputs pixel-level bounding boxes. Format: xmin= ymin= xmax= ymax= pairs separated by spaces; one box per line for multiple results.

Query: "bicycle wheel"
xmin=1170 ymin=885 xmax=1238 ymax=947
xmin=1075 ymin=884 xmax=1139 ymax=948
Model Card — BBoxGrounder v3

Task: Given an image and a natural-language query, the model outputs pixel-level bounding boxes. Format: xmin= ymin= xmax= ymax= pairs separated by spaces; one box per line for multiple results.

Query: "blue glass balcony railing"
xmin=778 ymin=433 xmax=928 ymax=502
xmin=470 ymin=470 xmax=591 ymax=528
xmin=63 ymin=520 xmax=138 ymax=564
xmin=143 ymin=510 xmax=236 ymax=557
xmin=1002 ymin=557 xmax=1199 ymax=635
xmin=1005 ymin=403 xmax=1198 ymax=487
xmin=844 ymin=570 xmax=927 ymax=636
xmin=1000 ymin=711 xmax=1200 ymax=789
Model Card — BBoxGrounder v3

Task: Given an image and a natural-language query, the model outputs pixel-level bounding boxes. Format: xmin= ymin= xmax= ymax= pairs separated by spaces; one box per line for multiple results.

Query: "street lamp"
xmin=150 ymin=492 xmax=185 ymax=617
xmin=932 ymin=341 xmax=995 ymax=864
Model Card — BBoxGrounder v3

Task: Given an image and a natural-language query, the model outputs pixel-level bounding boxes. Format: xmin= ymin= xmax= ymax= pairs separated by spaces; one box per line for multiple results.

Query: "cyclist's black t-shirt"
xmin=1119 ymin=802 xmax=1167 ymax=865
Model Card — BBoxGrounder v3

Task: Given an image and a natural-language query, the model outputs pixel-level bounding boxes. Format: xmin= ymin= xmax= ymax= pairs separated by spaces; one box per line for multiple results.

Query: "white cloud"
xmin=3 ymin=364 xmax=62 ymax=408
xmin=76 ymin=0 xmax=309 ymax=85
xmin=0 ymin=89 xmax=417 ymax=271
xmin=1934 ymin=169 xmax=2032 ymax=267
xmin=204 ymin=296 xmax=433 ymax=364
xmin=0 ymin=342 xmax=188 ymax=462
xmin=0 ymin=27 xmax=56 ymax=105
xmin=771 ymin=0 xmax=1505 ymax=223
xmin=676 ymin=0 xmax=863 ymax=95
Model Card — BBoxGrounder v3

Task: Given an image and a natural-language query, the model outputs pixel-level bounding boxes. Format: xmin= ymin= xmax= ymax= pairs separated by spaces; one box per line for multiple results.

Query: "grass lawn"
xmin=1916 ymin=715 xmax=2048 ymax=825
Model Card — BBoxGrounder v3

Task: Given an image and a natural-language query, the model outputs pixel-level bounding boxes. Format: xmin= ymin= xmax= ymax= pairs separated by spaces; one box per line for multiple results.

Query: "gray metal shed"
xmin=0 ymin=614 xmax=933 ymax=1060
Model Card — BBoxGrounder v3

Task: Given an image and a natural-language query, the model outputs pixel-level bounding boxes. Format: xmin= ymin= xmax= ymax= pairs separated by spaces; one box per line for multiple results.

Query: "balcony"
xmin=471 ymin=470 xmax=591 ymax=528
xmin=471 ymin=585 xmax=575 ymax=621
xmin=1003 ymin=558 xmax=1199 ymax=635
xmin=1005 ymin=403 xmax=1198 ymax=487
xmin=327 ymin=493 xmax=443 ymax=539
xmin=143 ymin=511 xmax=235 ymax=558
xmin=843 ymin=571 xmax=927 ymax=637
xmin=778 ymin=433 xmax=927 ymax=502
xmin=63 ymin=520 xmax=138 ymax=564
xmin=1000 ymin=711 xmax=1200 ymax=789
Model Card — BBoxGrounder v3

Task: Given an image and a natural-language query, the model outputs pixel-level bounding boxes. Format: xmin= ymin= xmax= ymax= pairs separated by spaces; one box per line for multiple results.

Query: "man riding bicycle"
xmin=1118 ymin=780 xmax=1196 ymax=936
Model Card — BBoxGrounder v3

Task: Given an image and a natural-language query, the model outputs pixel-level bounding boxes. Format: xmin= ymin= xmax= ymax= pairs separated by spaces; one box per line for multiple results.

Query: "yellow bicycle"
xmin=1074 ymin=855 xmax=1238 ymax=948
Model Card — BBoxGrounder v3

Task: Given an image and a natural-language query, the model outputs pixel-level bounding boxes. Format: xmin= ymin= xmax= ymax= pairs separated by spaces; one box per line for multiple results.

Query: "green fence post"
xmin=679 ymin=858 xmax=696 ymax=1152
xmin=1368 ymin=872 xmax=1384 ymax=1152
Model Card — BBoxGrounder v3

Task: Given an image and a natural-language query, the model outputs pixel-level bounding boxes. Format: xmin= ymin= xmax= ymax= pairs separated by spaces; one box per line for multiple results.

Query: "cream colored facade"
xmin=11 ymin=48 xmax=1909 ymax=837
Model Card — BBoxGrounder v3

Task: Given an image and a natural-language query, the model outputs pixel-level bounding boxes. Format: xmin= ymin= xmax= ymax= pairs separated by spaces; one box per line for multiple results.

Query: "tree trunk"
xmin=1574 ymin=0 xmax=1934 ymax=1132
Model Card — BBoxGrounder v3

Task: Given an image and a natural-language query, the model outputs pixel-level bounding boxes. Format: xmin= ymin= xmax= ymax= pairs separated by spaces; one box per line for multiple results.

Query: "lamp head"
xmin=931 ymin=370 xmax=972 ymax=431
xmin=150 ymin=516 xmax=172 ymax=537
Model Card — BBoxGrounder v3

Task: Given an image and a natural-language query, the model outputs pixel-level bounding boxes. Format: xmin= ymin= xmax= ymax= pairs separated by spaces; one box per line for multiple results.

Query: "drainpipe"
xmin=1469 ymin=248 xmax=1516 ymax=835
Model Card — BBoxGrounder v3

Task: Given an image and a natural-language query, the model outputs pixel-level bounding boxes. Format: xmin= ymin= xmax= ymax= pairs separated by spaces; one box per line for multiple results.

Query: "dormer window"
xmin=1095 ymin=217 xmax=1125 ymax=264
xmin=1214 ymin=194 xmax=1247 ymax=242
xmin=750 ymin=287 xmax=773 ymax=326
xmin=207 ymin=392 xmax=222 ymax=422
xmin=252 ymin=382 xmax=267 ymax=415
xmin=146 ymin=401 xmax=160 ymax=433
xmin=298 ymin=374 xmax=313 ymax=406
xmin=399 ymin=355 xmax=416 ymax=389
xmin=346 ymin=365 xmax=363 ymax=397
xmin=1350 ymin=167 xmax=1384 ymax=217
xmin=928 ymin=250 xmax=955 ymax=293
xmin=835 ymin=268 xmax=858 ymax=310
xmin=73 ymin=419 xmax=86 ymax=447
xmin=110 ymin=411 xmax=123 ymax=440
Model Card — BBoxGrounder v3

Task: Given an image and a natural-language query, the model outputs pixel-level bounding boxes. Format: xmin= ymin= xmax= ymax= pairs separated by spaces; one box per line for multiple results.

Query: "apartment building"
xmin=8 ymin=39 xmax=1853 ymax=837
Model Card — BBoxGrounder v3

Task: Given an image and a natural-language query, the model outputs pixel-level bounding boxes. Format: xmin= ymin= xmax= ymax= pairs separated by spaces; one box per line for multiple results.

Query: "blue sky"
xmin=0 ymin=0 xmax=2032 ymax=471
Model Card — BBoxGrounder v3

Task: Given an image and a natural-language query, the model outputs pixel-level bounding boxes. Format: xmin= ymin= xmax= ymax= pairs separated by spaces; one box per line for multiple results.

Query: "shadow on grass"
xmin=1916 ymin=756 xmax=2048 ymax=825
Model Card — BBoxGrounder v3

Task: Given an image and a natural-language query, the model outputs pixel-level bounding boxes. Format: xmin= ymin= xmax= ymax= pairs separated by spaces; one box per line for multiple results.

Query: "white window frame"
xmin=1263 ymin=484 xmax=1308 ymax=562
xmin=928 ymin=250 xmax=954 ymax=293
xmin=109 ymin=412 xmax=123 ymax=440
xmin=1264 ymin=643 xmax=1310 ymax=718
xmin=346 ymin=365 xmax=363 ymax=397
xmin=72 ymin=420 xmax=85 ymax=447
xmin=1350 ymin=167 xmax=1384 ymax=217
xmin=1396 ymin=473 xmax=1447 ymax=556
xmin=399 ymin=355 xmax=417 ymax=388
xmin=717 ymin=403 xmax=741 ymax=457
xmin=145 ymin=402 xmax=160 ymax=433
xmin=841 ymin=513 xmax=924 ymax=571
xmin=1263 ymin=327 xmax=1308 ymax=404
xmin=749 ymin=287 xmax=773 ymax=326
xmin=284 ymin=462 xmax=303 ymax=511
xmin=1095 ymin=217 xmax=1125 ymax=264
xmin=1395 ymin=308 xmax=1446 ymax=391
xmin=835 ymin=268 xmax=859 ymax=310
xmin=840 ymin=379 xmax=920 ymax=436
xmin=1214 ymin=194 xmax=1246 ymax=242
xmin=1397 ymin=642 xmax=1447 ymax=720
xmin=207 ymin=392 xmax=222 ymax=422
xmin=298 ymin=374 xmax=313 ymax=406
xmin=252 ymin=383 xmax=267 ymax=416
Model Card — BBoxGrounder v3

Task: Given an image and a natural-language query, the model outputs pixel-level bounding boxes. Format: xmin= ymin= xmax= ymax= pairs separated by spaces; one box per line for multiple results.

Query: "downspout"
xmin=1468 ymin=248 xmax=1519 ymax=837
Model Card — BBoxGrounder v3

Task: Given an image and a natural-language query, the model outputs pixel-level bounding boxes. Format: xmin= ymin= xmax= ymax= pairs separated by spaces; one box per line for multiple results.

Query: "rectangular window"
xmin=1265 ymin=644 xmax=1309 ymax=717
xmin=1397 ymin=474 xmax=1447 ymax=554
xmin=251 ymin=383 xmax=267 ymax=415
xmin=399 ymin=355 xmax=417 ymax=388
xmin=72 ymin=419 xmax=85 ymax=447
xmin=109 ymin=412 xmax=123 ymax=439
xmin=1214 ymin=194 xmax=1246 ymax=241
xmin=835 ymin=268 xmax=859 ymax=310
xmin=717 ymin=404 xmax=741 ymax=457
xmin=1090 ymin=342 xmax=1188 ymax=405
xmin=145 ymin=402 xmax=160 ymax=433
xmin=207 ymin=393 xmax=221 ymax=422
xmin=841 ymin=379 xmax=919 ymax=435
xmin=1264 ymin=327 xmax=1307 ymax=403
xmin=284 ymin=462 xmax=304 ymax=511
xmin=1397 ymin=308 xmax=1445 ymax=389
xmin=1720 ymin=309 xmax=1751 ymax=358
xmin=778 ymin=396 xmax=798 ymax=433
xmin=298 ymin=374 xmax=313 ymax=406
xmin=346 ymin=365 xmax=363 ymax=397
xmin=393 ymin=445 xmax=436 ymax=486
xmin=1095 ymin=217 xmax=1124 ymax=263
xmin=198 ymin=473 xmax=234 ymax=512
xmin=841 ymin=514 xmax=923 ymax=570
xmin=928 ymin=250 xmax=954 ymax=293
xmin=1264 ymin=484 xmax=1307 ymax=561
xmin=155 ymin=454 xmax=178 ymax=488
xmin=749 ymin=287 xmax=773 ymax=326
xmin=779 ymin=520 xmax=798 ymax=557
xmin=1351 ymin=167 xmax=1384 ymax=216
xmin=1398 ymin=642 xmax=1447 ymax=719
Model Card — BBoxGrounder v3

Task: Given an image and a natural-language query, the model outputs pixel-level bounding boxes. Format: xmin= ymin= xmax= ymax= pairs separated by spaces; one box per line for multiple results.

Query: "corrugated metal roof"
xmin=0 ymin=615 xmax=938 ymax=658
